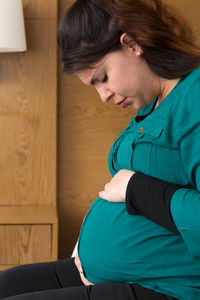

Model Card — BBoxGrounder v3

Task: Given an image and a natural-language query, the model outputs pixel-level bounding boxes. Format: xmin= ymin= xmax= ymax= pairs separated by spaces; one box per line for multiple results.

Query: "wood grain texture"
xmin=52 ymin=223 xmax=59 ymax=260
xmin=0 ymin=225 xmax=51 ymax=264
xmin=0 ymin=0 xmax=58 ymax=264
xmin=22 ymin=0 xmax=57 ymax=19
xmin=0 ymin=21 xmax=57 ymax=113
xmin=0 ymin=114 xmax=56 ymax=205
xmin=0 ymin=206 xmax=58 ymax=224
xmin=57 ymin=0 xmax=200 ymax=258
xmin=0 ymin=1 xmax=57 ymax=205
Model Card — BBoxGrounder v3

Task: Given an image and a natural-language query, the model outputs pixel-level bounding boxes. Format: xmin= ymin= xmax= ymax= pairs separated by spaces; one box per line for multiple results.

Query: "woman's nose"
xmin=96 ymin=86 xmax=114 ymax=103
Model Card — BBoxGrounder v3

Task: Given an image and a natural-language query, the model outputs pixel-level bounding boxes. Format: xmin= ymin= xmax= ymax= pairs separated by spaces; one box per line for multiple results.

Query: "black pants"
xmin=0 ymin=258 xmax=178 ymax=300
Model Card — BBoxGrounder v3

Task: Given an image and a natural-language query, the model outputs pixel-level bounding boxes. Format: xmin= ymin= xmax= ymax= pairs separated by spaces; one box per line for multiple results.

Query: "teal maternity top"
xmin=78 ymin=67 xmax=200 ymax=300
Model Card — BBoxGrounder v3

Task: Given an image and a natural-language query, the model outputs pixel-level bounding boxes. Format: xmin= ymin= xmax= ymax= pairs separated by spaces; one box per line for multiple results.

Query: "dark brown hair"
xmin=57 ymin=0 xmax=200 ymax=79
xmin=57 ymin=0 xmax=123 ymax=74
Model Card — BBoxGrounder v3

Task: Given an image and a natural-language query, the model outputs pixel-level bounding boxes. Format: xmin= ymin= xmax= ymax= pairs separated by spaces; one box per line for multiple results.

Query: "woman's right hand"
xmin=74 ymin=252 xmax=94 ymax=286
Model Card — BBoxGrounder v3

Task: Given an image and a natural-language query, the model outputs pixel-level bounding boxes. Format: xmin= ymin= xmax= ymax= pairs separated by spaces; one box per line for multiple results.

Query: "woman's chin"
xmin=131 ymin=102 xmax=143 ymax=111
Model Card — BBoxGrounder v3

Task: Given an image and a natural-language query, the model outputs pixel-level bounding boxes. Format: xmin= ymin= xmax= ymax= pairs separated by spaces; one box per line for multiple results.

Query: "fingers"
xmin=99 ymin=182 xmax=110 ymax=198
xmin=99 ymin=190 xmax=105 ymax=198
xmin=104 ymin=183 xmax=109 ymax=190
xmin=74 ymin=254 xmax=83 ymax=273
xmin=74 ymin=253 xmax=94 ymax=286
xmin=80 ymin=272 xmax=94 ymax=286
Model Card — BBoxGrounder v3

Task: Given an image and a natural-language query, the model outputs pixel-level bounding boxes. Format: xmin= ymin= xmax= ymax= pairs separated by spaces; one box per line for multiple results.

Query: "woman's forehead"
xmin=76 ymin=68 xmax=97 ymax=85
xmin=76 ymin=57 xmax=107 ymax=85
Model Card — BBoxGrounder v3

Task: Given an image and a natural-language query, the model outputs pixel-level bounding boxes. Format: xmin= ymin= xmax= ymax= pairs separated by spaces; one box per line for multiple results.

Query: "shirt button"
xmin=139 ymin=126 xmax=144 ymax=133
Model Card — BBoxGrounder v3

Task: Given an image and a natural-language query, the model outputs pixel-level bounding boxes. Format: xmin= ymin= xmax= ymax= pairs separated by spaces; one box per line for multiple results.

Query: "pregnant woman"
xmin=0 ymin=0 xmax=200 ymax=299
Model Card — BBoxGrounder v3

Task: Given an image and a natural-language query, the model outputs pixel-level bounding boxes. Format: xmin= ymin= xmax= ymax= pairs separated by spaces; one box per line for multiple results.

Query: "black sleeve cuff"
xmin=125 ymin=172 xmax=181 ymax=235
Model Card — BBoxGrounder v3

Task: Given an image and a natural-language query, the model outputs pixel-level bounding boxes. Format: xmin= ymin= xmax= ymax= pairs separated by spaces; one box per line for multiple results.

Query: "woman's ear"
xmin=120 ymin=33 xmax=134 ymax=46
xmin=120 ymin=33 xmax=143 ymax=55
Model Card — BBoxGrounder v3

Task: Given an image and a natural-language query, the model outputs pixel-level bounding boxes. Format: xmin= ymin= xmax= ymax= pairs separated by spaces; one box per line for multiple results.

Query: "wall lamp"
xmin=0 ymin=0 xmax=27 ymax=53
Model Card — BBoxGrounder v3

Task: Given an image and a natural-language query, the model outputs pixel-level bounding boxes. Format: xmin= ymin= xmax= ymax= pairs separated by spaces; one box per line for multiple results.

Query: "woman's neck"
xmin=155 ymin=77 xmax=182 ymax=109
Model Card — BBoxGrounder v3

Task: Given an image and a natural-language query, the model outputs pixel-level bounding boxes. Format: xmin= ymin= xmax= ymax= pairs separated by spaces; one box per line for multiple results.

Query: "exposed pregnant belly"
xmin=78 ymin=197 xmax=200 ymax=287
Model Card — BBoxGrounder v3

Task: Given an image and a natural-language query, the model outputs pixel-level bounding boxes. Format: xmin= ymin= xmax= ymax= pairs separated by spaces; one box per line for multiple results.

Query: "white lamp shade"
xmin=0 ymin=0 xmax=27 ymax=52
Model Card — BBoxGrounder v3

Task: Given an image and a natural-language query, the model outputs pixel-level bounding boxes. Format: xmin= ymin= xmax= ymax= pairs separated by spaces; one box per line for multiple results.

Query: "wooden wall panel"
xmin=0 ymin=114 xmax=56 ymax=205
xmin=22 ymin=0 xmax=57 ymax=19
xmin=0 ymin=21 xmax=57 ymax=113
xmin=57 ymin=0 xmax=200 ymax=258
xmin=0 ymin=225 xmax=51 ymax=264
xmin=0 ymin=1 xmax=57 ymax=206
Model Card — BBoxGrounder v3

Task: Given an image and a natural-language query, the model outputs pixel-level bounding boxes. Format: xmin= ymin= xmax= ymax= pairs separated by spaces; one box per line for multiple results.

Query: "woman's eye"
xmin=102 ymin=74 xmax=108 ymax=83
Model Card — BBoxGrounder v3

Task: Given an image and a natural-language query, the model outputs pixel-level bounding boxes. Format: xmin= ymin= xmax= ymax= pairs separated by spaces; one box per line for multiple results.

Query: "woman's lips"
xmin=116 ymin=98 xmax=127 ymax=108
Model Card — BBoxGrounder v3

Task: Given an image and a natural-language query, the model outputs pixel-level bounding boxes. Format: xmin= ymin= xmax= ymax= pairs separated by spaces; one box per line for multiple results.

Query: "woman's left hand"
xmin=99 ymin=169 xmax=135 ymax=202
xmin=74 ymin=252 xmax=94 ymax=286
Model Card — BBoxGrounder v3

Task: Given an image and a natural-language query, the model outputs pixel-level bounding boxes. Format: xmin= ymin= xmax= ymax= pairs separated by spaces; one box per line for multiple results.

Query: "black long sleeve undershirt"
xmin=125 ymin=100 xmax=181 ymax=235
xmin=125 ymin=172 xmax=181 ymax=235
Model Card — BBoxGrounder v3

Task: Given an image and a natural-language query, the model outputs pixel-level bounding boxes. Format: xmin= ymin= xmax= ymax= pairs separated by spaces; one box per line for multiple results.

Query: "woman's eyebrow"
xmin=90 ymin=69 xmax=98 ymax=85
xmin=89 ymin=60 xmax=105 ymax=85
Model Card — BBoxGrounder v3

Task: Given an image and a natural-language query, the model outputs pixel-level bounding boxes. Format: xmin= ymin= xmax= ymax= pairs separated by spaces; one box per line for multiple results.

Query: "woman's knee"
xmin=0 ymin=264 xmax=33 ymax=298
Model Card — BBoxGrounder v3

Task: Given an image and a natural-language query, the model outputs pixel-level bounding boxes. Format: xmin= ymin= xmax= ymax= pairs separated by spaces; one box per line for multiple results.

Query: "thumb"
xmin=99 ymin=190 xmax=106 ymax=199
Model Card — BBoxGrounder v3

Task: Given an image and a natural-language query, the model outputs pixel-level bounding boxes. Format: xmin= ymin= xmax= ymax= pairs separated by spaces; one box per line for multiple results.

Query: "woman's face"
xmin=77 ymin=45 xmax=160 ymax=110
